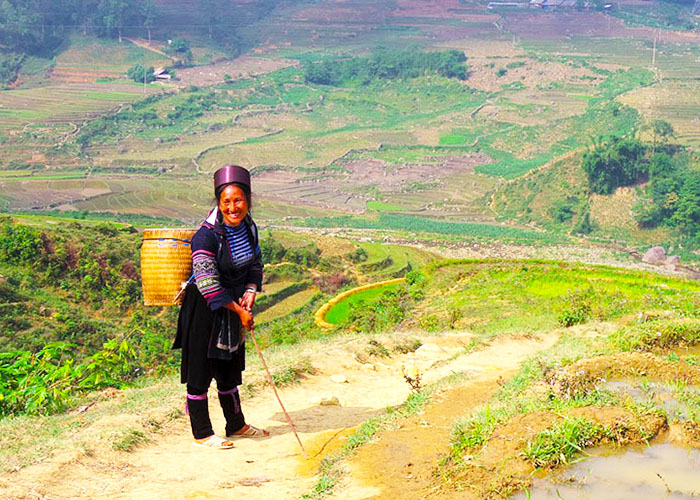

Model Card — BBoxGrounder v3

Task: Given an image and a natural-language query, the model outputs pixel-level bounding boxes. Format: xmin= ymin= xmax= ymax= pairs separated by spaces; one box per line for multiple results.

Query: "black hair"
xmin=215 ymin=182 xmax=251 ymax=207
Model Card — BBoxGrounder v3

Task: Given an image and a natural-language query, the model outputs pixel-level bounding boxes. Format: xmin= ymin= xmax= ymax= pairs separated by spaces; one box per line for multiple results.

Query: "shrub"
xmin=0 ymin=223 xmax=41 ymax=264
xmin=127 ymin=64 xmax=155 ymax=84
xmin=347 ymin=285 xmax=413 ymax=333
xmin=313 ymin=272 xmax=353 ymax=294
xmin=558 ymin=288 xmax=594 ymax=327
xmin=582 ymin=136 xmax=648 ymax=195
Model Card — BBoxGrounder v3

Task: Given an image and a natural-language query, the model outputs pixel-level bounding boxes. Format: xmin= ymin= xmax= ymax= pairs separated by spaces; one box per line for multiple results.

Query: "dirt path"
xmin=124 ymin=37 xmax=177 ymax=61
xmin=330 ymin=332 xmax=560 ymax=500
xmin=0 ymin=332 xmax=558 ymax=500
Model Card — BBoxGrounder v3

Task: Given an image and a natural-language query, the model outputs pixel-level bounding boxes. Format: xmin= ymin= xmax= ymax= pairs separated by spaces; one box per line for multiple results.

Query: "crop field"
xmin=53 ymin=34 xmax=172 ymax=79
xmin=416 ymin=259 xmax=700 ymax=335
xmin=0 ymin=84 xmax=160 ymax=133
xmin=324 ymin=281 xmax=402 ymax=325
xmin=256 ymin=287 xmax=319 ymax=325
xmin=355 ymin=240 xmax=436 ymax=279
xmin=618 ymin=81 xmax=700 ymax=148
xmin=0 ymin=1 xmax=697 ymax=255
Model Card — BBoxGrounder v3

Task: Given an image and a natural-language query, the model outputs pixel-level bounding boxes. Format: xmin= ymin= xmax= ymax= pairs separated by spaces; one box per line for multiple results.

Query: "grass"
xmin=271 ymin=359 xmax=316 ymax=387
xmin=256 ymin=288 xmax=320 ymax=325
xmin=111 ymin=428 xmax=148 ymax=451
xmin=324 ymin=282 xmax=402 ymax=325
xmin=296 ymin=214 xmax=569 ymax=245
xmin=366 ymin=200 xmax=406 ymax=212
xmin=522 ymin=416 xmax=606 ymax=468
xmin=609 ymin=319 xmax=700 ymax=352
xmin=0 ymin=375 xmax=183 ymax=473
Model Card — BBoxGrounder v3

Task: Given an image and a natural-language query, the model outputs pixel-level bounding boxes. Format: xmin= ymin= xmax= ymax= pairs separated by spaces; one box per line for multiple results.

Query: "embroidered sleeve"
xmin=191 ymin=229 xmax=234 ymax=310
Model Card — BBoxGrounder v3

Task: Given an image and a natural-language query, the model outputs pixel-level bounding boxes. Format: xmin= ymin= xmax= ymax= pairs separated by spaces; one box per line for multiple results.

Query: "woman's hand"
xmin=239 ymin=290 xmax=256 ymax=312
xmin=238 ymin=307 xmax=254 ymax=331
xmin=226 ymin=301 xmax=255 ymax=331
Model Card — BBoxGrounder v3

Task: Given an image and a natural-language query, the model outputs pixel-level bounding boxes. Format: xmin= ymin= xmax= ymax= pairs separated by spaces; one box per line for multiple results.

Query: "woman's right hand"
xmin=238 ymin=307 xmax=254 ymax=331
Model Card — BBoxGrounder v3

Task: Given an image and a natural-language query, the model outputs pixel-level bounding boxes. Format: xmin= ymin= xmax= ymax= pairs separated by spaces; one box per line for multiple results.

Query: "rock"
xmin=665 ymin=255 xmax=681 ymax=265
xmin=642 ymin=246 xmax=666 ymax=264
xmin=311 ymin=394 xmax=341 ymax=406
xmin=330 ymin=374 xmax=348 ymax=384
xmin=319 ymin=396 xmax=340 ymax=406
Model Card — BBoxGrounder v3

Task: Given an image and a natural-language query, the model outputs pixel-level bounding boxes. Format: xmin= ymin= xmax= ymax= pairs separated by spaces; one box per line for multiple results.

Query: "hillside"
xmin=2 ymin=256 xmax=700 ymax=498
xmin=0 ymin=0 xmax=698 ymax=259
xmin=2 ymin=2 xmax=700 ymax=497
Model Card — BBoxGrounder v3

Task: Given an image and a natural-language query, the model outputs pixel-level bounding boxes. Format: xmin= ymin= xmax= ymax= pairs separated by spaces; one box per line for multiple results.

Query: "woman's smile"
xmin=219 ymin=184 xmax=249 ymax=226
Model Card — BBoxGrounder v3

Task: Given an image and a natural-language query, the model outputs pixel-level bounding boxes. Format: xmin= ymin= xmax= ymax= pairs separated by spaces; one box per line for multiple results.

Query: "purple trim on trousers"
xmin=185 ymin=392 xmax=207 ymax=415
xmin=218 ymin=387 xmax=240 ymax=413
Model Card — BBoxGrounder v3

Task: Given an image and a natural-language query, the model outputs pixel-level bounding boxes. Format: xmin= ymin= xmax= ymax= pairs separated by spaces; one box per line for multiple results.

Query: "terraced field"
xmin=0 ymin=0 xmax=697 ymax=258
xmin=619 ymin=81 xmax=700 ymax=148
xmin=51 ymin=34 xmax=172 ymax=82
xmin=0 ymin=84 xmax=160 ymax=132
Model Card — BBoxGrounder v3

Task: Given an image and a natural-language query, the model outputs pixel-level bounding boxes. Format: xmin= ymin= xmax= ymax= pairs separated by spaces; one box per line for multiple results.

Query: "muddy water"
xmin=601 ymin=379 xmax=700 ymax=419
xmin=511 ymin=444 xmax=700 ymax=500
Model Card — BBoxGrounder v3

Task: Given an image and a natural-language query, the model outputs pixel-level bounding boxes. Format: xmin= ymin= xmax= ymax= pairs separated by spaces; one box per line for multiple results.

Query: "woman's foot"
xmin=227 ymin=424 xmax=270 ymax=438
xmin=193 ymin=434 xmax=235 ymax=449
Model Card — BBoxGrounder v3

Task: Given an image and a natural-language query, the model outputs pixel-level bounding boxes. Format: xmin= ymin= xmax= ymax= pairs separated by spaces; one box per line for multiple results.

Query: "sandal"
xmin=193 ymin=434 xmax=235 ymax=450
xmin=228 ymin=424 xmax=270 ymax=438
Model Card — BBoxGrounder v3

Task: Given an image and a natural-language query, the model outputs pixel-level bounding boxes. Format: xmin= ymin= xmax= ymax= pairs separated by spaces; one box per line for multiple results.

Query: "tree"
xmin=581 ymin=136 xmax=648 ymax=194
xmin=168 ymin=36 xmax=192 ymax=64
xmin=197 ymin=0 xmax=238 ymax=42
xmin=670 ymin=170 xmax=700 ymax=239
xmin=141 ymin=0 xmax=157 ymax=42
xmin=127 ymin=63 xmax=154 ymax=83
xmin=649 ymin=119 xmax=675 ymax=152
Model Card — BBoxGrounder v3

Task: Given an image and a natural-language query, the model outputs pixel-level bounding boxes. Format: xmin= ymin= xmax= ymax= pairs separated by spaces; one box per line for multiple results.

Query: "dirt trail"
xmin=0 ymin=332 xmax=557 ymax=500
xmin=124 ymin=37 xmax=176 ymax=61
xmin=330 ymin=332 xmax=560 ymax=500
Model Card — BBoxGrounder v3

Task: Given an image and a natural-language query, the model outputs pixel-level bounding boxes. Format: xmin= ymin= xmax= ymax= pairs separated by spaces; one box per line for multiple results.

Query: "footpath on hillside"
xmin=0 ymin=329 xmax=559 ymax=500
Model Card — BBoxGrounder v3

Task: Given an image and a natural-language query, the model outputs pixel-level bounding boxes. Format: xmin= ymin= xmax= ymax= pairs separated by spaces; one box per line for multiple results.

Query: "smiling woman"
xmin=172 ymin=164 xmax=270 ymax=449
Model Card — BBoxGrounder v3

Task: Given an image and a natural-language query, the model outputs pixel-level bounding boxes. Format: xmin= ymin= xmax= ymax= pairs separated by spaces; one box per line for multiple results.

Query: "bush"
xmin=304 ymin=49 xmax=468 ymax=86
xmin=0 ymin=223 xmax=41 ymax=264
xmin=558 ymin=288 xmax=594 ymax=327
xmin=313 ymin=272 xmax=353 ymax=294
xmin=127 ymin=64 xmax=155 ymax=84
xmin=582 ymin=136 xmax=648 ymax=195
xmin=347 ymin=285 xmax=413 ymax=333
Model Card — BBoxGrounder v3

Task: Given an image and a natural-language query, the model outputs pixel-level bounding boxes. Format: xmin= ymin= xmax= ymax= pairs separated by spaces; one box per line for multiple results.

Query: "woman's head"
xmin=217 ymin=183 xmax=249 ymax=226
xmin=213 ymin=165 xmax=252 ymax=226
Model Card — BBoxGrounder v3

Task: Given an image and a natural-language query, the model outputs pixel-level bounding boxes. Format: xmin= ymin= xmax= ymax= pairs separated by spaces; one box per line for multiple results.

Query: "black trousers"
xmin=187 ymin=381 xmax=246 ymax=439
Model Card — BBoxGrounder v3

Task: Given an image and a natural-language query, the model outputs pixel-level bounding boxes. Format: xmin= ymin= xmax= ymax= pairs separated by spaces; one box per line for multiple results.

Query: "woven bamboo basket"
xmin=141 ymin=228 xmax=197 ymax=306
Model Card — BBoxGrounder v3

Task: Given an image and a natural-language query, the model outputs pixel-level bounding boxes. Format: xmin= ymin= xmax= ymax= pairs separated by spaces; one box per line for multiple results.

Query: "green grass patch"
xmin=295 ymin=215 xmax=569 ymax=245
xmin=366 ymin=200 xmax=406 ymax=212
xmin=523 ymin=416 xmax=607 ymax=468
xmin=609 ymin=318 xmax=700 ymax=352
xmin=439 ymin=133 xmax=468 ymax=145
xmin=324 ymin=282 xmax=402 ymax=325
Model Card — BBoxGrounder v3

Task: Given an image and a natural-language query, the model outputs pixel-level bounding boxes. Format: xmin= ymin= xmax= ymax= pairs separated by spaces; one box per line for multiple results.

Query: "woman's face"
xmin=218 ymin=184 xmax=249 ymax=226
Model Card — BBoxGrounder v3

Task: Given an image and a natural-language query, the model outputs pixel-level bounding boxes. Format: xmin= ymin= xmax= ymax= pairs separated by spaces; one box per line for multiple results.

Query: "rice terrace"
xmin=1 ymin=0 xmax=700 ymax=498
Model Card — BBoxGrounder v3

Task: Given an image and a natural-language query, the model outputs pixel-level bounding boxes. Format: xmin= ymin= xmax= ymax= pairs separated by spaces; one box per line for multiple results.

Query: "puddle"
xmin=511 ymin=444 xmax=700 ymax=499
xmin=600 ymin=379 xmax=700 ymax=420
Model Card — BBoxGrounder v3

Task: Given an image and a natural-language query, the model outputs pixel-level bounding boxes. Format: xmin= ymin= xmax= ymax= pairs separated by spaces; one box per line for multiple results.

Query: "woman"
xmin=174 ymin=164 xmax=270 ymax=449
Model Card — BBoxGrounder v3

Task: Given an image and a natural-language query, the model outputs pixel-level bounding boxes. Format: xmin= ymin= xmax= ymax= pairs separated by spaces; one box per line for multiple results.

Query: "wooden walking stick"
xmin=249 ymin=327 xmax=308 ymax=458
